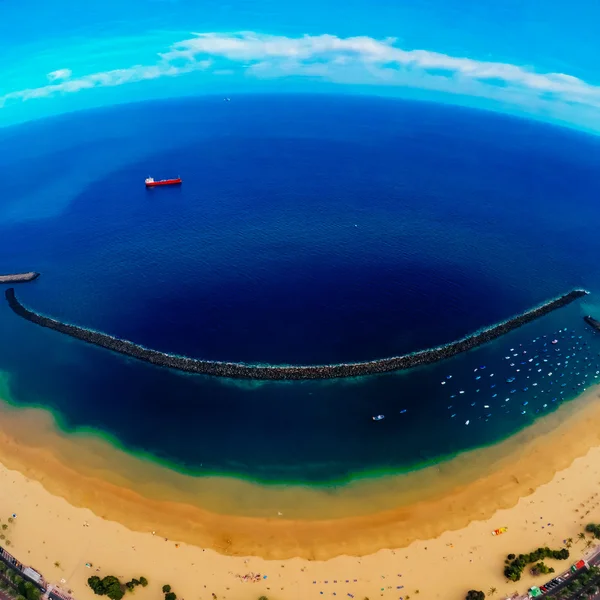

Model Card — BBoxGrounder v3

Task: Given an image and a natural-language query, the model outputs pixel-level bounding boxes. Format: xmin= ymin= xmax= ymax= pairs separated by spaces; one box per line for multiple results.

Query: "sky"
xmin=1 ymin=0 xmax=600 ymax=131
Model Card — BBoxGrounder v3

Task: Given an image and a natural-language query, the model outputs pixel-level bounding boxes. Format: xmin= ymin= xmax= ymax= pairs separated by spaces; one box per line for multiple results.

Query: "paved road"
xmin=541 ymin=547 xmax=600 ymax=598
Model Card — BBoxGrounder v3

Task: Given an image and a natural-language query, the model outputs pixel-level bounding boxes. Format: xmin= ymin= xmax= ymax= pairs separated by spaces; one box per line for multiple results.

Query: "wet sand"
xmin=3 ymin=383 xmax=600 ymax=598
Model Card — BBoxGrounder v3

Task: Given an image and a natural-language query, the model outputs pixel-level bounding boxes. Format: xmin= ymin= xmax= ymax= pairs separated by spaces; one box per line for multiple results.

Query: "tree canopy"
xmin=88 ymin=575 xmax=148 ymax=600
xmin=503 ymin=546 xmax=569 ymax=582
xmin=87 ymin=576 xmax=124 ymax=600
xmin=586 ymin=523 xmax=600 ymax=539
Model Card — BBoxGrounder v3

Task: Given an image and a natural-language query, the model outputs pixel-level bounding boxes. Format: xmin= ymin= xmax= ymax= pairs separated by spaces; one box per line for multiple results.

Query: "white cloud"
xmin=47 ymin=68 xmax=72 ymax=82
xmin=165 ymin=32 xmax=600 ymax=106
xmin=2 ymin=31 xmax=600 ymax=127
xmin=1 ymin=60 xmax=212 ymax=105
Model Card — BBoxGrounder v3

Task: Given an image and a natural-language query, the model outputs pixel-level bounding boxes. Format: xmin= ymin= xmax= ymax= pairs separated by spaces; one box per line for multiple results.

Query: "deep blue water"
xmin=1 ymin=95 xmax=600 ymax=483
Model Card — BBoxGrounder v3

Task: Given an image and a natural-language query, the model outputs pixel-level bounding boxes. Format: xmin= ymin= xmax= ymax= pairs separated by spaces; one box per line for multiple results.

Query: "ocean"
xmin=1 ymin=94 xmax=600 ymax=484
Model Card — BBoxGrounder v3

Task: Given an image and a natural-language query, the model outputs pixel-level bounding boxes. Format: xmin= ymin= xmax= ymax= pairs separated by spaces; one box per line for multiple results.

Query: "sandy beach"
xmin=3 ymin=384 xmax=600 ymax=600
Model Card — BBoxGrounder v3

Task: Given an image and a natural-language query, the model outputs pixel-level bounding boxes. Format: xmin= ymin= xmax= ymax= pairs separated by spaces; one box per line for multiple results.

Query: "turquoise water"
xmin=1 ymin=94 xmax=600 ymax=483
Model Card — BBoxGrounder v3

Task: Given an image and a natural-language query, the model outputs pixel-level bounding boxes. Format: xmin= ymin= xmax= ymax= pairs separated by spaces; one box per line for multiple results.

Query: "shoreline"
xmin=5 ymin=286 xmax=588 ymax=380
xmin=0 ymin=380 xmax=600 ymax=558
xmin=2 ymin=388 xmax=600 ymax=599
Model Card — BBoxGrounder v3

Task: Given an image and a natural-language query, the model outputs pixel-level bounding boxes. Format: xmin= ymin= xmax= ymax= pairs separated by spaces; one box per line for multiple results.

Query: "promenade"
xmin=0 ymin=544 xmax=75 ymax=600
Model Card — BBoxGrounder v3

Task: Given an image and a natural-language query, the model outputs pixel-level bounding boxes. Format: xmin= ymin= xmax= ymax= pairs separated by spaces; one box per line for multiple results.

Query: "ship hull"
xmin=145 ymin=178 xmax=182 ymax=187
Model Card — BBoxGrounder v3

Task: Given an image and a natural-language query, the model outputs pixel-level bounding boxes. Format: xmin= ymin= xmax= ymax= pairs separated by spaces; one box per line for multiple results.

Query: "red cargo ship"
xmin=145 ymin=176 xmax=182 ymax=187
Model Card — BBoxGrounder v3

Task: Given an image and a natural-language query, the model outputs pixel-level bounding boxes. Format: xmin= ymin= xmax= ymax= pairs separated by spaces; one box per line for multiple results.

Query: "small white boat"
xmin=372 ymin=415 xmax=385 ymax=421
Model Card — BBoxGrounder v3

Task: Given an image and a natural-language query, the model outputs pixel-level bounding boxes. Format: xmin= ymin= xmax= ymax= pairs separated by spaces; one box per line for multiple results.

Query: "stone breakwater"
xmin=584 ymin=315 xmax=600 ymax=332
xmin=0 ymin=272 xmax=39 ymax=284
xmin=5 ymin=288 xmax=588 ymax=381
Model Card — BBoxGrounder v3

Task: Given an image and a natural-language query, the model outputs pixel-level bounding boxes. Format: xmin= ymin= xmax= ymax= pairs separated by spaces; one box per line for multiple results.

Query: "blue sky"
xmin=2 ymin=0 xmax=600 ymax=130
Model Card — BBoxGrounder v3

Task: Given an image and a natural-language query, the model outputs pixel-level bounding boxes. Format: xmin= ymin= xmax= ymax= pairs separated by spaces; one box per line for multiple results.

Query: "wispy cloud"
xmin=47 ymin=68 xmax=72 ymax=82
xmin=2 ymin=31 xmax=600 ymax=127
xmin=1 ymin=60 xmax=212 ymax=105
xmin=164 ymin=32 xmax=600 ymax=108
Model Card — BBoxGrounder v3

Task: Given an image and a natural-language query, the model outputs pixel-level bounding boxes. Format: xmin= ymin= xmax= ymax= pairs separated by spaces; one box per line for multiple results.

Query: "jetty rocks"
xmin=5 ymin=287 xmax=588 ymax=381
xmin=584 ymin=315 xmax=600 ymax=332
xmin=0 ymin=272 xmax=40 ymax=284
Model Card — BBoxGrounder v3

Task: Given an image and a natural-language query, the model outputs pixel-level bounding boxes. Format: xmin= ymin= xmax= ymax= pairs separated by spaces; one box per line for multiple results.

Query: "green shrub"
xmin=86 ymin=576 xmax=124 ymax=600
xmin=586 ymin=523 xmax=600 ymax=539
xmin=531 ymin=562 xmax=554 ymax=576
xmin=503 ymin=546 xmax=568 ymax=581
xmin=125 ymin=579 xmax=143 ymax=592
xmin=23 ymin=581 xmax=41 ymax=600
xmin=101 ymin=576 xmax=124 ymax=600
xmin=88 ymin=577 xmax=103 ymax=595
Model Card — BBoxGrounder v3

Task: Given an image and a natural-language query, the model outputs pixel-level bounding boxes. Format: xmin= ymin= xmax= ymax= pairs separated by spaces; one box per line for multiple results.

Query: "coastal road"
xmin=543 ymin=546 xmax=600 ymax=598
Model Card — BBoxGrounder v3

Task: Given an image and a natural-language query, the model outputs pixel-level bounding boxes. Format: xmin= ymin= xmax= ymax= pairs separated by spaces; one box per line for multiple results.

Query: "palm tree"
xmin=586 ymin=540 xmax=593 ymax=549
xmin=579 ymin=532 xmax=587 ymax=542
xmin=488 ymin=587 xmax=497 ymax=596
xmin=567 ymin=537 xmax=574 ymax=548
xmin=54 ymin=562 xmax=60 ymax=569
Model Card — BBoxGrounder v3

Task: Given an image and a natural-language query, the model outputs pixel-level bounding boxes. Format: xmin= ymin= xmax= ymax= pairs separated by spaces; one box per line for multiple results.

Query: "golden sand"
xmin=3 ymin=385 xmax=600 ymax=599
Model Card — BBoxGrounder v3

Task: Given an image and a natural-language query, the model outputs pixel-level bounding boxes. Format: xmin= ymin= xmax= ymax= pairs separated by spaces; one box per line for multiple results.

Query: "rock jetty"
xmin=0 ymin=272 xmax=39 ymax=284
xmin=5 ymin=287 xmax=588 ymax=381
xmin=584 ymin=315 xmax=600 ymax=332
